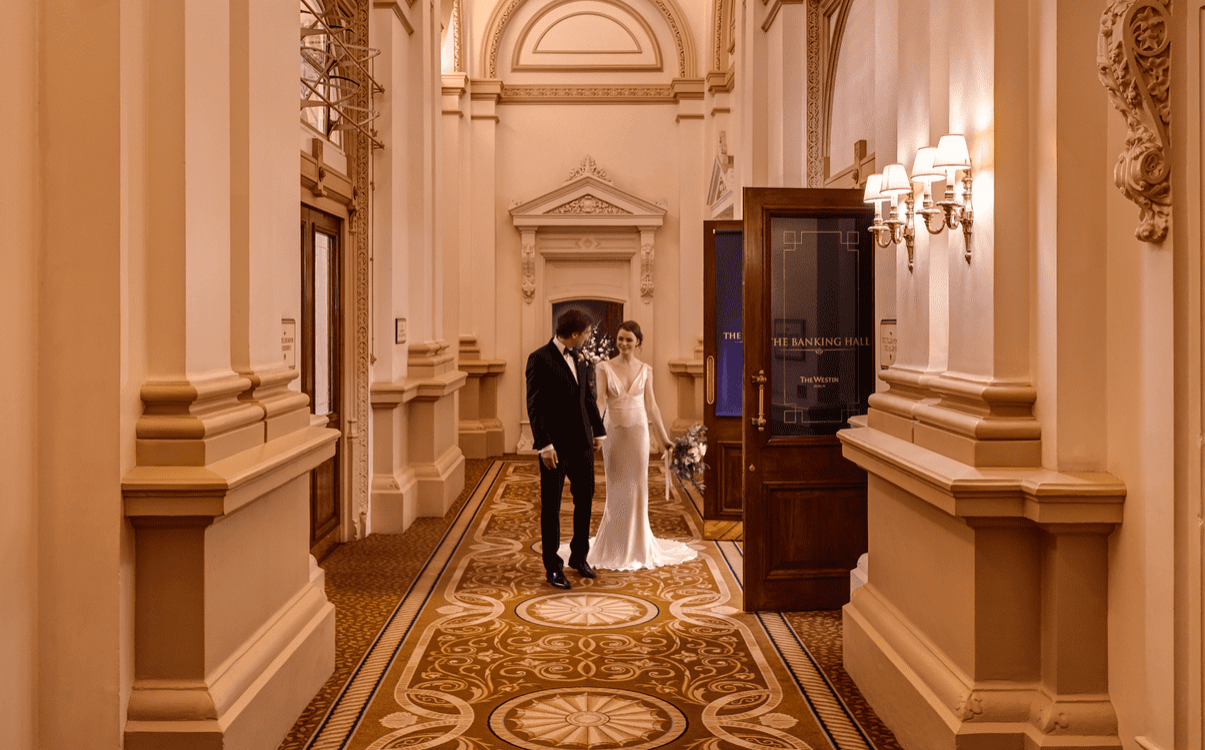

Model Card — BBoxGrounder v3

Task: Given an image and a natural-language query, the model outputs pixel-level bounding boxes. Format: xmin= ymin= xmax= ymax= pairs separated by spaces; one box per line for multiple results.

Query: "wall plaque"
xmin=879 ymin=319 xmax=897 ymax=370
xmin=395 ymin=318 xmax=407 ymax=345
xmin=282 ymin=318 xmax=297 ymax=369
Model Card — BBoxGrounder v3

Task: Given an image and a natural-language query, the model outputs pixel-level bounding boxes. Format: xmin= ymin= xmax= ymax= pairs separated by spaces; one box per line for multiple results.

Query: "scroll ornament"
xmin=521 ymin=242 xmax=536 ymax=302
xmin=640 ymin=243 xmax=654 ymax=301
xmin=1097 ymin=0 xmax=1171 ymax=243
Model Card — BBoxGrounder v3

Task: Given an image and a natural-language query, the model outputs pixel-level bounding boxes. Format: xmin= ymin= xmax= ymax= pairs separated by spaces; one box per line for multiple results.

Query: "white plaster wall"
xmin=493 ymin=104 xmax=686 ymax=450
xmin=2 ymin=1 xmax=39 ymax=746
xmin=827 ymin=0 xmax=875 ymax=173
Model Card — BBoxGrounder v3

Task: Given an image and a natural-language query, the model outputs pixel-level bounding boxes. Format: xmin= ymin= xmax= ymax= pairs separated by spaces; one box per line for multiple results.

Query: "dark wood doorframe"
xmin=301 ymin=204 xmax=343 ymax=559
xmin=742 ymin=188 xmax=874 ymax=612
xmin=703 ymin=220 xmax=745 ymax=539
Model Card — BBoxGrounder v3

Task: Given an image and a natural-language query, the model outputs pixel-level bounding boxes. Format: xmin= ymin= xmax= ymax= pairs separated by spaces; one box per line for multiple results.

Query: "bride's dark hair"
xmin=617 ymin=320 xmax=643 ymax=346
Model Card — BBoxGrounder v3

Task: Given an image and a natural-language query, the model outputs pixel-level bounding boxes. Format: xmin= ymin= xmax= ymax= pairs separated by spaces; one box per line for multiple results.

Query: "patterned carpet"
xmin=279 ymin=457 xmax=901 ymax=750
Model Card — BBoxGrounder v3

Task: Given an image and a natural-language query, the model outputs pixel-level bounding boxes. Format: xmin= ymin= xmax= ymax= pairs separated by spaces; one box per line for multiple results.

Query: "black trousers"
xmin=539 ymin=445 xmax=595 ymax=573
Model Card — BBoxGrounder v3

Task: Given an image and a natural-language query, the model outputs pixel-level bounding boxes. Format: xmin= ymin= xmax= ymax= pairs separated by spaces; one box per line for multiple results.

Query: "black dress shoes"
xmin=546 ymin=570 xmax=571 ymax=589
xmin=571 ymin=560 xmax=597 ymax=579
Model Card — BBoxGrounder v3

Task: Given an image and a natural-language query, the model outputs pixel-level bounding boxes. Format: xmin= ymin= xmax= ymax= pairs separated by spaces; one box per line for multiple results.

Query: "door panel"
xmin=742 ymin=188 xmax=874 ymax=612
xmin=302 ymin=205 xmax=342 ymax=555
xmin=703 ymin=221 xmax=745 ymax=535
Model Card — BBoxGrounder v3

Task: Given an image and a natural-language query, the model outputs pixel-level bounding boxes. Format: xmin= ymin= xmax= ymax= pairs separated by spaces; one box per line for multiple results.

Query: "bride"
xmin=562 ymin=320 xmax=698 ymax=571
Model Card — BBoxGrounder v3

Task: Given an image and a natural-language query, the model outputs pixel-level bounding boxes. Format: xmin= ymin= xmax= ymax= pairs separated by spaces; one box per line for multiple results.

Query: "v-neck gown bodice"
xmin=560 ymin=360 xmax=697 ymax=571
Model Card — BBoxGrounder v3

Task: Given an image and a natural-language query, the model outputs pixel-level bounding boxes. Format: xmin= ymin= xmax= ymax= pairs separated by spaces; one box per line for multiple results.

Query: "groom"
xmin=526 ymin=309 xmax=606 ymax=589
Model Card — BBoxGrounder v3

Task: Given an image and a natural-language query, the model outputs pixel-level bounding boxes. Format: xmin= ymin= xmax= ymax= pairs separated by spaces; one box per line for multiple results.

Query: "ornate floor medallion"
xmin=515 ymin=593 xmax=658 ymax=629
xmin=489 ymin=688 xmax=686 ymax=750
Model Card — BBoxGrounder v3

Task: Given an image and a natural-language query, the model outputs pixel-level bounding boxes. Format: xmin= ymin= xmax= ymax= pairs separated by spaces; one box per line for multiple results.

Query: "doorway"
xmin=741 ymin=188 xmax=874 ymax=611
xmin=302 ymin=204 xmax=343 ymax=558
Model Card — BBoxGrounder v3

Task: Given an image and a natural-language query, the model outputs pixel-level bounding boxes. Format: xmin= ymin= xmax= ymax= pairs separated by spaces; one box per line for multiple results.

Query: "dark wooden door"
xmin=742 ymin=188 xmax=874 ymax=611
xmin=302 ymin=205 xmax=343 ymax=556
xmin=703 ymin=221 xmax=745 ymax=537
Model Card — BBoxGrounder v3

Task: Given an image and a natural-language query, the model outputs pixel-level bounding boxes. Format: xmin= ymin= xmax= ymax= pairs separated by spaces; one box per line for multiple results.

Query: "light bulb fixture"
xmin=917 ymin=134 xmax=975 ymax=260
xmin=867 ymin=164 xmax=916 ymax=272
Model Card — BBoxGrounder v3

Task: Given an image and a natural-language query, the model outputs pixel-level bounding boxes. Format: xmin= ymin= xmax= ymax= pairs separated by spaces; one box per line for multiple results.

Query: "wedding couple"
xmin=526 ymin=310 xmax=697 ymax=590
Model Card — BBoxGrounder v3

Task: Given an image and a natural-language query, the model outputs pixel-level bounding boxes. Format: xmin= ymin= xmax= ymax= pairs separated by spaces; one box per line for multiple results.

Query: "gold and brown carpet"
xmin=286 ymin=458 xmax=900 ymax=750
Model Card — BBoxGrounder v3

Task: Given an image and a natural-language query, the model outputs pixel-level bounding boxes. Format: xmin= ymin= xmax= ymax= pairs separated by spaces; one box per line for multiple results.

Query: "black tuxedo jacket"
xmin=526 ymin=340 xmax=606 ymax=455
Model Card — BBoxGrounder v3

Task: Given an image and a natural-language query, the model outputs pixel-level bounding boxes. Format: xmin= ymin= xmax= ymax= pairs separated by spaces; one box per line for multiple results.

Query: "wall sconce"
xmin=865 ymin=166 xmax=916 ymax=272
xmin=917 ymin=135 xmax=974 ymax=260
xmin=864 ymin=134 xmax=975 ymax=271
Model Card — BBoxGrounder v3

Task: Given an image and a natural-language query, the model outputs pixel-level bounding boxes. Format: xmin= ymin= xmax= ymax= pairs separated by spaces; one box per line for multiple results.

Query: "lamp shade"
xmin=863 ymin=173 xmax=885 ymax=203
xmin=880 ymin=164 xmax=912 ymax=196
xmin=933 ymin=134 xmax=971 ymax=170
xmin=910 ymin=147 xmax=942 ymax=184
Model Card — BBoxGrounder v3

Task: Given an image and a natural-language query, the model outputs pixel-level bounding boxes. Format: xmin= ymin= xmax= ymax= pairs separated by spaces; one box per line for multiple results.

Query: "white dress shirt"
xmin=553 ymin=337 xmax=578 ymax=383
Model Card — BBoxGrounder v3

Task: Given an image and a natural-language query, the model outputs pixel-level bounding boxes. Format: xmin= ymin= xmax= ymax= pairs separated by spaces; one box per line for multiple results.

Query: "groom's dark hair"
xmin=556 ymin=309 xmax=594 ymax=338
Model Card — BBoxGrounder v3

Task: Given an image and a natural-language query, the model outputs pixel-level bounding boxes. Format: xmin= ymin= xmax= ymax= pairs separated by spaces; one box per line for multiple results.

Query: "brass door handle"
xmin=706 ymin=356 xmax=716 ymax=405
xmin=751 ymin=370 xmax=767 ymax=431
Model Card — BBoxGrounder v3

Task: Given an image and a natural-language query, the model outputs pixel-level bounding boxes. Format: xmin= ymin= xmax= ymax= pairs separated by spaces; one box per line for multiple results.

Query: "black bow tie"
xmin=565 ymin=348 xmax=580 ymax=358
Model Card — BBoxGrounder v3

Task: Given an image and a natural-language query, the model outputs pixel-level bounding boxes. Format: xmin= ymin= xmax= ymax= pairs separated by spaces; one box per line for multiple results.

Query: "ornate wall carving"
xmin=550 ymin=195 xmax=632 ymax=214
xmin=500 ymin=84 xmax=677 ymax=101
xmin=640 ymin=242 xmax=655 ymax=300
xmin=566 ymin=155 xmax=611 ymax=182
xmin=522 ymin=241 xmax=536 ymax=302
xmin=806 ymin=0 xmax=822 ymax=186
xmin=1097 ymin=0 xmax=1171 ymax=243
xmin=351 ymin=0 xmax=373 ymax=537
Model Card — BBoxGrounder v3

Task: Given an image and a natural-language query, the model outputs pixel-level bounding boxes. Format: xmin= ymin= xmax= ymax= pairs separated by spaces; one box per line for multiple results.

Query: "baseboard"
xmin=415 ymin=446 xmax=466 ymax=517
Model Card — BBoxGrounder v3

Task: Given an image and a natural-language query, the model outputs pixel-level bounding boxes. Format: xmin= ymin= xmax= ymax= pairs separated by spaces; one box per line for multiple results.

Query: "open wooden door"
xmin=703 ymin=221 xmax=745 ymax=538
xmin=742 ymin=188 xmax=874 ymax=611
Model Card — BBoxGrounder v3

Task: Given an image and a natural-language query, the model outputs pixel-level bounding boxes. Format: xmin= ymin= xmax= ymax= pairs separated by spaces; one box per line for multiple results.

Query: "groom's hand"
xmin=541 ymin=447 xmax=558 ymax=469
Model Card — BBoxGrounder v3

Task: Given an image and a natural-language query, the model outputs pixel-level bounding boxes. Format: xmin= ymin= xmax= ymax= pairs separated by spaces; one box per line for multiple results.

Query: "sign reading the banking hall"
xmin=768 ymin=216 xmax=874 ymax=436
xmin=714 ymin=230 xmax=744 ymax=418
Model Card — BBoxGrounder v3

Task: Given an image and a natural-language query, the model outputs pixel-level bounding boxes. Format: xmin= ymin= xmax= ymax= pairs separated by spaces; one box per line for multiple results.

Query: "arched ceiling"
xmin=481 ymin=0 xmax=697 ymax=80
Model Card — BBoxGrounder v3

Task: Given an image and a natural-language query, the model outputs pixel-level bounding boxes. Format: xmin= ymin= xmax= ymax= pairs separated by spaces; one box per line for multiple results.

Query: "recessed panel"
xmin=512 ymin=0 xmax=663 ymax=72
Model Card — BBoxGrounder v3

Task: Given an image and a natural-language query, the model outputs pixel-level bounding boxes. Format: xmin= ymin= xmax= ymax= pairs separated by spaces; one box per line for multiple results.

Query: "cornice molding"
xmin=761 ymin=0 xmax=803 ymax=32
xmin=373 ymin=0 xmax=414 ymax=34
xmin=839 ymin=426 xmax=1124 ymax=525
xmin=501 ymin=84 xmax=676 ymax=102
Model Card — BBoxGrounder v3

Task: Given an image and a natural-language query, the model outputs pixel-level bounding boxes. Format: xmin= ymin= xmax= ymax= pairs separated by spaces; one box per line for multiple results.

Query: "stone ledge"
xmin=837 ymin=426 xmax=1124 ymax=525
xmin=123 ymin=425 xmax=339 ymax=519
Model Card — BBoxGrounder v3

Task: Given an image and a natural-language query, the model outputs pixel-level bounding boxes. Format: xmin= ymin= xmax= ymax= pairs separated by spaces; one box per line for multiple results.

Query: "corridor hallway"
xmin=277 ymin=457 xmax=901 ymax=750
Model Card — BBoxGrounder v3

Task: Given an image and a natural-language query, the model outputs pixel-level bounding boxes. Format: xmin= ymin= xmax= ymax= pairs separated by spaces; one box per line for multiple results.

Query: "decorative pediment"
xmin=510 ymin=156 xmax=667 ymax=304
xmin=510 ymin=156 xmax=667 ymax=230
xmin=706 ymin=131 xmax=734 ymax=208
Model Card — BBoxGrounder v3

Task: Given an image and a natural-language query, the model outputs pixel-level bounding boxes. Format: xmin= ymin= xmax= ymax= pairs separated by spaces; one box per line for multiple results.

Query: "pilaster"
xmin=668 ymin=337 xmax=705 ymax=437
xmin=458 ymin=336 xmax=507 ymax=458
xmin=406 ymin=340 xmax=467 ymax=517
xmin=120 ymin=2 xmax=338 ymax=747
xmin=839 ymin=425 xmax=1123 ymax=750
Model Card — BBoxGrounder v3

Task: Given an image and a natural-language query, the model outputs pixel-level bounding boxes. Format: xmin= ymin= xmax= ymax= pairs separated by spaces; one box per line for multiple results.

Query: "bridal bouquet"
xmin=667 ymin=423 xmax=708 ymax=494
xmin=575 ymin=328 xmax=614 ymax=366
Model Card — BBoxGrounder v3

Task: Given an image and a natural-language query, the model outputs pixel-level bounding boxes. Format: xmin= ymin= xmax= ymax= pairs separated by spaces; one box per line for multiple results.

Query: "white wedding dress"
xmin=560 ymin=361 xmax=698 ymax=571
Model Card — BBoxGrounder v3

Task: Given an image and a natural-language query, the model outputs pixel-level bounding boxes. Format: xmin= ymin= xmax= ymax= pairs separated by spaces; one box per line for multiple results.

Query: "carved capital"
xmin=1098 ymin=0 xmax=1171 ymax=243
